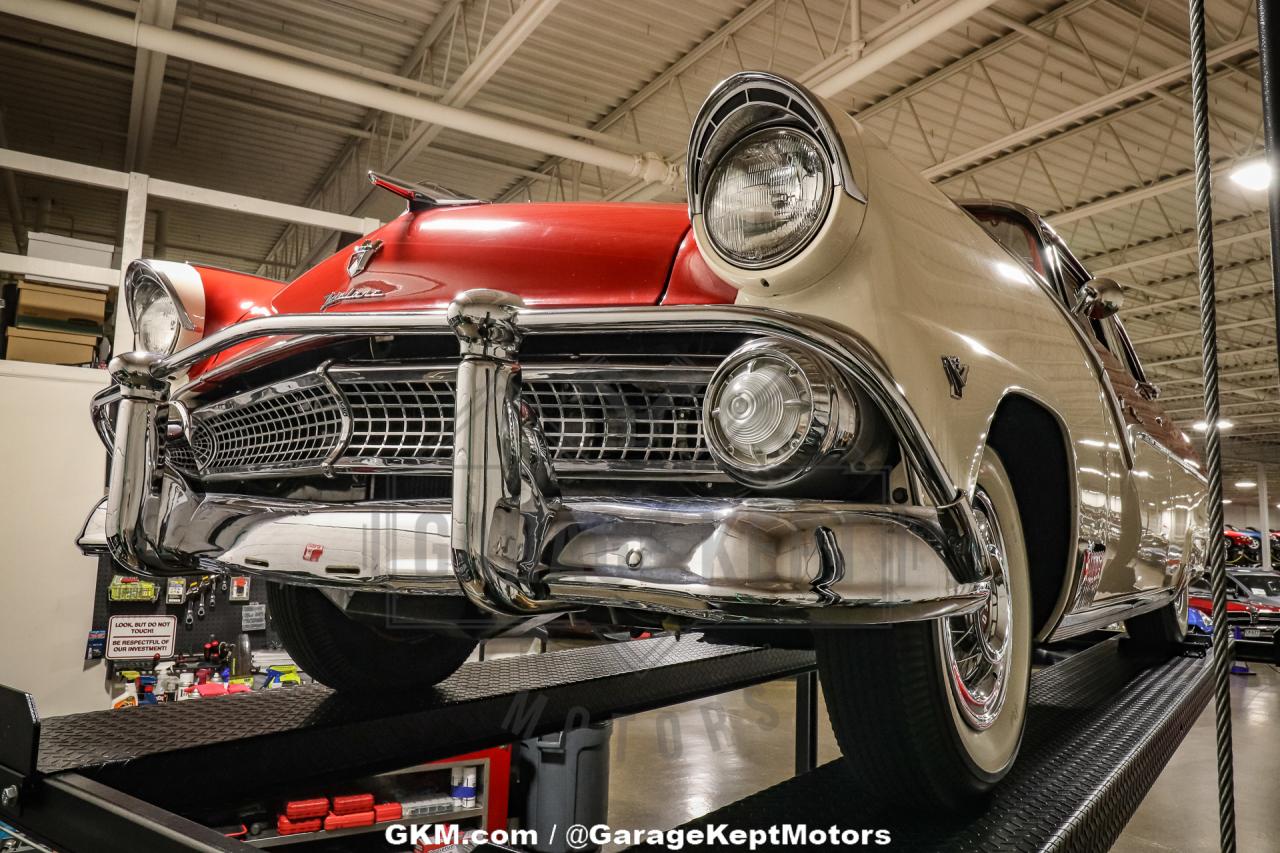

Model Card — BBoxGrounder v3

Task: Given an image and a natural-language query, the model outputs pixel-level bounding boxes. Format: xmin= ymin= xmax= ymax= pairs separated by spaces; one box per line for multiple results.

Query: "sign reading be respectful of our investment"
xmin=105 ymin=614 xmax=177 ymax=660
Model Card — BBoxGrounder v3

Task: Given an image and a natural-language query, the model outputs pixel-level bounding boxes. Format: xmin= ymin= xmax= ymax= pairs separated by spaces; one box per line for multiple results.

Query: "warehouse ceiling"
xmin=0 ymin=0 xmax=1276 ymax=494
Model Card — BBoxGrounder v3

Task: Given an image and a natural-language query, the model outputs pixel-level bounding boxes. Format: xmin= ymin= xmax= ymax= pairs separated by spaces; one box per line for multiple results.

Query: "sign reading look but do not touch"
xmin=105 ymin=614 xmax=177 ymax=660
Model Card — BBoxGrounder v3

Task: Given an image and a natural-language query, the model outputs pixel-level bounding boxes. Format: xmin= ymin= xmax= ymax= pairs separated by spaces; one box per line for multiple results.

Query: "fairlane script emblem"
xmin=942 ymin=356 xmax=969 ymax=399
xmin=321 ymin=287 xmax=384 ymax=311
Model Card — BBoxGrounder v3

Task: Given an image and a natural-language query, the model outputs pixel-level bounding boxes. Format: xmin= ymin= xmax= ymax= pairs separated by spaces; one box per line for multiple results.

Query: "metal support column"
xmin=793 ymin=671 xmax=819 ymax=776
xmin=1257 ymin=0 xmax=1280 ymax=377
xmin=1186 ymin=0 xmax=1237 ymax=848
xmin=113 ymin=172 xmax=148 ymax=356
xmin=1259 ymin=463 xmax=1271 ymax=571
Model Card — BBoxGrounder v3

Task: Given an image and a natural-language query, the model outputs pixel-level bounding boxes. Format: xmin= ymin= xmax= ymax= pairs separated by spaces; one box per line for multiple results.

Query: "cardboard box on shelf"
xmin=26 ymin=232 xmax=116 ymax=270
xmin=16 ymin=280 xmax=107 ymax=334
xmin=5 ymin=325 xmax=99 ymax=366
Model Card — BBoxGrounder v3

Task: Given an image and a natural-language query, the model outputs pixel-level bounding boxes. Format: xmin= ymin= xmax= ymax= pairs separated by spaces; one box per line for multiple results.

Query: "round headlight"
xmin=704 ymin=339 xmax=856 ymax=487
xmin=703 ymin=127 xmax=832 ymax=269
xmin=128 ymin=275 xmax=183 ymax=355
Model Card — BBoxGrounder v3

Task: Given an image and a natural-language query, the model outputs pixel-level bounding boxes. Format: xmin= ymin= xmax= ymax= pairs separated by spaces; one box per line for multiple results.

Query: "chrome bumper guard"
xmin=79 ymin=291 xmax=992 ymax=624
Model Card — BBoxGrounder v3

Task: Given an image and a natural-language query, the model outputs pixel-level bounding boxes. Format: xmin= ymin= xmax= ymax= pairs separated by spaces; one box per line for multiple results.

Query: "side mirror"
xmin=1072 ymin=277 xmax=1124 ymax=319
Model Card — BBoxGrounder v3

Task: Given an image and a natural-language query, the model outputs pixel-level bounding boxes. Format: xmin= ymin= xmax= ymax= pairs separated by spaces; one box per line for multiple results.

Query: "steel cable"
xmin=1185 ymin=0 xmax=1237 ymax=848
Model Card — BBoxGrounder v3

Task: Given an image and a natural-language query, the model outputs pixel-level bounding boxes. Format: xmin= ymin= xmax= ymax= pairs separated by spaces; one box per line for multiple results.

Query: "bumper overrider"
xmin=78 ymin=291 xmax=992 ymax=625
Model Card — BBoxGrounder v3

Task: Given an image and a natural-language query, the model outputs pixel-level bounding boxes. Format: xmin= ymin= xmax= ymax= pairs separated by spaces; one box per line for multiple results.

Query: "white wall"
xmin=0 ymin=359 xmax=111 ymax=715
xmin=1225 ymin=502 xmax=1273 ymax=531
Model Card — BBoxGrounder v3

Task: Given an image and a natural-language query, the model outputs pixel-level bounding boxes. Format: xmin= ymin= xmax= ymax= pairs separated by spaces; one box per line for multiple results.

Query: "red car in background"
xmin=1189 ymin=572 xmax=1280 ymax=653
xmin=1224 ymin=526 xmax=1261 ymax=567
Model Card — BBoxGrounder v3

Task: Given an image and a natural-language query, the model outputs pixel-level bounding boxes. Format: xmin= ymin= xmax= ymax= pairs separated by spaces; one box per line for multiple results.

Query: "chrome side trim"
xmin=1047 ymin=586 xmax=1180 ymax=641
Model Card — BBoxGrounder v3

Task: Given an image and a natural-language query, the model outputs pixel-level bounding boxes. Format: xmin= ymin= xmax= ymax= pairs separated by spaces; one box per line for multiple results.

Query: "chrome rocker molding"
xmin=83 ymin=290 xmax=995 ymax=624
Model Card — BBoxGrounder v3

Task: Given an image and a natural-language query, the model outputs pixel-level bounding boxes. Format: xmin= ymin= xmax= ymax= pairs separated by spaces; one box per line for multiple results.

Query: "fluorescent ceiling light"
xmin=1192 ymin=419 xmax=1234 ymax=432
xmin=1235 ymin=480 xmax=1257 ymax=489
xmin=1230 ymin=160 xmax=1272 ymax=191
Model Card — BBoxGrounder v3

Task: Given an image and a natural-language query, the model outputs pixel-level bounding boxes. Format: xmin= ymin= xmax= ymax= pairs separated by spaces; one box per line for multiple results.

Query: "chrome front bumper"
xmin=79 ymin=291 xmax=992 ymax=625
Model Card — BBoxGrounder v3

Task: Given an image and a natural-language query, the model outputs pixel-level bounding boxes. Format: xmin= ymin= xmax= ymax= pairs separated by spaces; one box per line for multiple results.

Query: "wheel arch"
xmin=982 ymin=392 xmax=1077 ymax=641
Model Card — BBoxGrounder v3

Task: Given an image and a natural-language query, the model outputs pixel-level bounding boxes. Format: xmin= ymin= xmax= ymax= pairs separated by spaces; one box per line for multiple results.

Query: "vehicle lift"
xmin=0 ymin=632 xmax=1211 ymax=853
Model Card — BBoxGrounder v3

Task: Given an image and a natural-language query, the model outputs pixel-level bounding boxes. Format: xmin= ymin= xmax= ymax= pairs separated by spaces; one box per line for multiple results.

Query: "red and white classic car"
xmin=79 ymin=72 xmax=1207 ymax=809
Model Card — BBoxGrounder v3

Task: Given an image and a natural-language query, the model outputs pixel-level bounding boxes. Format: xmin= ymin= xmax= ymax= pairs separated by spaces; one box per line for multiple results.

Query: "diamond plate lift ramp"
xmin=0 ymin=635 xmax=1209 ymax=852
xmin=623 ymin=637 xmax=1213 ymax=853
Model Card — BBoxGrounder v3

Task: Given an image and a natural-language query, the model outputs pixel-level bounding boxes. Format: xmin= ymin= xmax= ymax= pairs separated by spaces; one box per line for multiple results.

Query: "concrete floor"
xmin=601 ymin=658 xmax=1280 ymax=852
xmin=1115 ymin=661 xmax=1280 ymax=853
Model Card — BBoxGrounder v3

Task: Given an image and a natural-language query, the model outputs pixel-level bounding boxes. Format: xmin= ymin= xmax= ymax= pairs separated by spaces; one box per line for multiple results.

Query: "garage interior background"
xmin=0 ymin=0 xmax=1273 ymax=712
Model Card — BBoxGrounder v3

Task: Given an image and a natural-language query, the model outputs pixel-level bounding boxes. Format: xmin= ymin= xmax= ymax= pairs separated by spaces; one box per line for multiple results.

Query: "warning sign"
xmin=106 ymin=615 xmax=177 ymax=660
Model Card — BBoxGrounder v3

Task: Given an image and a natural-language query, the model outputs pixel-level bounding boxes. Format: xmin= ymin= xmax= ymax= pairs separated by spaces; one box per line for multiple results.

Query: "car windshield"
xmin=1234 ymin=574 xmax=1280 ymax=596
xmin=966 ymin=207 xmax=1047 ymax=277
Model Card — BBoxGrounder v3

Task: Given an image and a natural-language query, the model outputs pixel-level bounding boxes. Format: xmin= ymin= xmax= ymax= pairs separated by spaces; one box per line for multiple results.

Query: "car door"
xmin=1044 ymin=233 xmax=1180 ymax=601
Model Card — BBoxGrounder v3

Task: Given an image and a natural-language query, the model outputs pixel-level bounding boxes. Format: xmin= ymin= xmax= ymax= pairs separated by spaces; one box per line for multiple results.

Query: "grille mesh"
xmin=172 ymin=366 xmax=714 ymax=478
xmin=340 ymin=377 xmax=455 ymax=463
xmin=528 ymin=379 xmax=707 ymax=466
xmin=192 ymin=384 xmax=345 ymax=474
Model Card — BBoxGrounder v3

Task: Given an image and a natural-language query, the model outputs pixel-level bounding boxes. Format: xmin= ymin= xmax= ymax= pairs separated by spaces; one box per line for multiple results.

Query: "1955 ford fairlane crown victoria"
xmin=78 ymin=72 xmax=1207 ymax=809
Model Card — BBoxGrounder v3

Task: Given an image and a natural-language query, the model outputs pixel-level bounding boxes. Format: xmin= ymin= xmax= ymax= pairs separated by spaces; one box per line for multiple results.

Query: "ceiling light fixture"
xmin=1192 ymin=419 xmax=1234 ymax=432
xmin=1229 ymin=160 xmax=1272 ymax=191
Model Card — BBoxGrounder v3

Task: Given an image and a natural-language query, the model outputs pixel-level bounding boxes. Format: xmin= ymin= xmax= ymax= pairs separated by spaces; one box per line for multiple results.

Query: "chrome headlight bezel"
xmin=701 ymin=126 xmax=834 ymax=270
xmin=687 ymin=71 xmax=865 ymax=273
xmin=123 ymin=260 xmax=206 ymax=356
xmin=703 ymin=338 xmax=859 ymax=487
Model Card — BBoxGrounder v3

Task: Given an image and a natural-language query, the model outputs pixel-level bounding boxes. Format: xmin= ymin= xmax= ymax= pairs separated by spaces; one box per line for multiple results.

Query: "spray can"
xmin=450 ymin=767 xmax=463 ymax=809
xmin=462 ymin=767 xmax=477 ymax=808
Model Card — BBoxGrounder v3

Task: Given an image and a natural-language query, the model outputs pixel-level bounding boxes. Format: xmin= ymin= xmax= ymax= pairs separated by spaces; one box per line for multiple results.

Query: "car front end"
xmin=78 ymin=70 xmax=1006 ymax=632
xmin=80 ymin=274 xmax=992 ymax=628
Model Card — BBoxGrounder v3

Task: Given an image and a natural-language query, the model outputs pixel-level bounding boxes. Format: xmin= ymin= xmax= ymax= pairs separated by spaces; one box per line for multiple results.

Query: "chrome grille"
xmin=338 ymin=375 xmax=455 ymax=464
xmin=528 ymin=378 xmax=707 ymax=467
xmin=167 ymin=436 xmax=197 ymax=471
xmin=173 ymin=363 xmax=715 ymax=479
xmin=186 ymin=379 xmax=345 ymax=475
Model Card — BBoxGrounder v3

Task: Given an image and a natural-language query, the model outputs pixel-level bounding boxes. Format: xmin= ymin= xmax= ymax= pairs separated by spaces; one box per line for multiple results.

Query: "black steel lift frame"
xmin=0 ymin=634 xmax=1210 ymax=853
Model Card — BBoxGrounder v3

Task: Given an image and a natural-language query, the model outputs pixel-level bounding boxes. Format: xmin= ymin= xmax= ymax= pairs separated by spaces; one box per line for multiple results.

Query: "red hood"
xmin=277 ymin=202 xmax=700 ymax=313
xmin=192 ymin=202 xmax=733 ymax=379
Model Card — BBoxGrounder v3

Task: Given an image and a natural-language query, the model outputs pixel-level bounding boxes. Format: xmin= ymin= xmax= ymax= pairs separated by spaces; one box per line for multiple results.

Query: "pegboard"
xmin=89 ymin=555 xmax=281 ymax=667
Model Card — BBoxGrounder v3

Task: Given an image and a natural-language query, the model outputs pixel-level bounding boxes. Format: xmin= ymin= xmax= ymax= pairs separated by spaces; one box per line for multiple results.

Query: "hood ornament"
xmin=345 ymin=238 xmax=383 ymax=278
xmin=322 ymin=239 xmax=386 ymax=310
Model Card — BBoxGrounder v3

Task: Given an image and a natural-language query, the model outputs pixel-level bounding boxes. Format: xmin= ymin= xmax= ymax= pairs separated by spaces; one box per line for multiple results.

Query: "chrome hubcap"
xmin=943 ymin=490 xmax=1013 ymax=731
